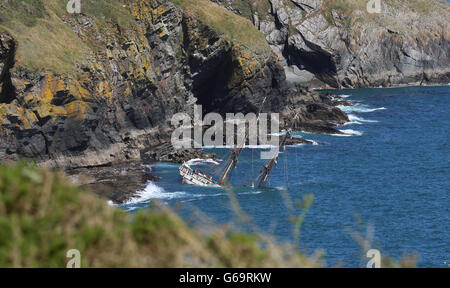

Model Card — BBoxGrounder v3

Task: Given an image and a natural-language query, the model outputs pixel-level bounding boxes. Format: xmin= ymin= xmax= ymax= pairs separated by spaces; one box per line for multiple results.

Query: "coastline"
xmin=38 ymin=81 xmax=449 ymax=204
xmin=312 ymin=80 xmax=450 ymax=91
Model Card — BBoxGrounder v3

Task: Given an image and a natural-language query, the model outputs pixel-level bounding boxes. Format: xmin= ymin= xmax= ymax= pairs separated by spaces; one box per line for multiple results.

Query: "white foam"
xmin=345 ymin=114 xmax=379 ymax=125
xmin=344 ymin=116 xmax=362 ymax=125
xmin=123 ymin=182 xmax=187 ymax=205
xmin=302 ymin=139 xmax=320 ymax=145
xmin=190 ymin=193 xmax=226 ymax=198
xmin=337 ymin=94 xmax=351 ymax=98
xmin=269 ymin=130 xmax=287 ymax=136
xmin=348 ymin=114 xmax=375 ymax=122
xmin=337 ymin=104 xmax=387 ymax=114
xmin=360 ymin=107 xmax=387 ymax=113
xmin=335 ymin=129 xmax=364 ymax=137
xmin=239 ymin=191 xmax=263 ymax=195
xmin=186 ymin=158 xmax=221 ymax=166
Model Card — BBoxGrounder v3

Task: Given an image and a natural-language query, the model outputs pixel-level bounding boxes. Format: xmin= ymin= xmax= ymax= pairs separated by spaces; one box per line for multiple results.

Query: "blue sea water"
xmin=118 ymin=86 xmax=449 ymax=267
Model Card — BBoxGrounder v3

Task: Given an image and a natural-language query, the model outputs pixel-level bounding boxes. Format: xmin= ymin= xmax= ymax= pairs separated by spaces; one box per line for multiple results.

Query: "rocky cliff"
xmin=212 ymin=0 xmax=450 ymax=88
xmin=0 ymin=0 xmax=346 ymax=168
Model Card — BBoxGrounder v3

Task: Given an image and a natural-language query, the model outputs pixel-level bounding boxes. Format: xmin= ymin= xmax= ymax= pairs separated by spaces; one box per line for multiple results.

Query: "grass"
xmin=173 ymin=0 xmax=271 ymax=53
xmin=0 ymin=10 xmax=89 ymax=73
xmin=322 ymin=0 xmax=442 ymax=16
xmin=0 ymin=0 xmax=133 ymax=73
xmin=0 ymin=0 xmax=270 ymax=72
xmin=384 ymin=0 xmax=442 ymax=14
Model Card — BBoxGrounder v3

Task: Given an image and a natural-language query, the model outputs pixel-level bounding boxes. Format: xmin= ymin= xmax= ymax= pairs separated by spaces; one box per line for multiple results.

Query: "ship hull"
xmin=179 ymin=163 xmax=221 ymax=187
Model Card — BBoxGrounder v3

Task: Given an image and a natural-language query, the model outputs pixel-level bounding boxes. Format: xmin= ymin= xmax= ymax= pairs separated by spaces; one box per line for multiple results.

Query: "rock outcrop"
xmin=212 ymin=0 xmax=450 ymax=88
xmin=0 ymin=0 xmax=347 ymax=168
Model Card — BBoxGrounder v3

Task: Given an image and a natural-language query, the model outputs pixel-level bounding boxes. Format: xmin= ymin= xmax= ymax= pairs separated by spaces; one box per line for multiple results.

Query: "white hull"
xmin=179 ymin=163 xmax=221 ymax=187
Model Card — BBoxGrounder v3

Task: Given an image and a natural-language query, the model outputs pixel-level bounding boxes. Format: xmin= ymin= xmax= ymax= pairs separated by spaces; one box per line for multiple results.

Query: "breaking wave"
xmin=345 ymin=114 xmax=379 ymax=125
xmin=123 ymin=182 xmax=187 ymax=205
xmin=335 ymin=129 xmax=364 ymax=137
xmin=338 ymin=104 xmax=387 ymax=114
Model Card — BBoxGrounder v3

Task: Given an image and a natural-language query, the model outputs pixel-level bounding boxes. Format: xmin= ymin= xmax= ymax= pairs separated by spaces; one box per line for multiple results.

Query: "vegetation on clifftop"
xmin=0 ymin=0 xmax=133 ymax=72
xmin=172 ymin=0 xmax=271 ymax=53
xmin=0 ymin=0 xmax=270 ymax=72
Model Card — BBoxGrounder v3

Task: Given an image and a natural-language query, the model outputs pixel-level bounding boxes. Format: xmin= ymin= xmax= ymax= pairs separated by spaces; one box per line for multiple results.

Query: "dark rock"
xmin=284 ymin=135 xmax=318 ymax=146
xmin=294 ymin=122 xmax=344 ymax=135
xmin=333 ymin=100 xmax=353 ymax=107
xmin=67 ymin=161 xmax=160 ymax=204
xmin=143 ymin=142 xmax=217 ymax=164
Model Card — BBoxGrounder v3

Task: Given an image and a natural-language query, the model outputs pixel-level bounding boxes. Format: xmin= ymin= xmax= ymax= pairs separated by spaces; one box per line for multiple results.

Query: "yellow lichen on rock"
xmin=39 ymin=73 xmax=64 ymax=104
xmin=0 ymin=103 xmax=37 ymax=130
xmin=65 ymin=101 xmax=91 ymax=120
xmin=152 ymin=5 xmax=172 ymax=21
xmin=97 ymin=81 xmax=114 ymax=102
xmin=227 ymin=43 xmax=262 ymax=89
xmin=18 ymin=108 xmax=38 ymax=130
xmin=33 ymin=103 xmax=65 ymax=121
xmin=68 ymin=79 xmax=91 ymax=102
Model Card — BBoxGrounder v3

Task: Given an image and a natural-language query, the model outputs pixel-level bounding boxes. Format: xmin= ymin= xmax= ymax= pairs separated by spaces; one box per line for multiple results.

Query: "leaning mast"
xmin=218 ymin=97 xmax=268 ymax=186
xmin=256 ymin=130 xmax=291 ymax=188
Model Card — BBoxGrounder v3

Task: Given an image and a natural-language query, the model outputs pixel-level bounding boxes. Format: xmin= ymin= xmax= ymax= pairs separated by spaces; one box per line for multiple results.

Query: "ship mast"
xmin=219 ymin=147 xmax=243 ymax=185
xmin=256 ymin=130 xmax=291 ymax=188
xmin=218 ymin=97 xmax=268 ymax=186
xmin=255 ymin=112 xmax=298 ymax=188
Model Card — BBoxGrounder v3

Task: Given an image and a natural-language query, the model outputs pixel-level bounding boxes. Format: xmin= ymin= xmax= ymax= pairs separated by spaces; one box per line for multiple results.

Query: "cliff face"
xmin=212 ymin=0 xmax=450 ymax=88
xmin=0 ymin=0 xmax=346 ymax=168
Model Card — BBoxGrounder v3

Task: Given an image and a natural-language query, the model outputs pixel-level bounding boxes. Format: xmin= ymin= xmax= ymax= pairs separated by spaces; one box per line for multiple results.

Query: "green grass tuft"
xmin=173 ymin=0 xmax=271 ymax=53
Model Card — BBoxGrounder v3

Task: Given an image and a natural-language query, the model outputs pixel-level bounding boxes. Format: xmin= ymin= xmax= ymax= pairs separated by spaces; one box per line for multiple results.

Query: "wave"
xmin=304 ymin=139 xmax=320 ymax=146
xmin=268 ymin=130 xmax=287 ymax=136
xmin=123 ymin=182 xmax=187 ymax=205
xmin=360 ymin=107 xmax=387 ymax=113
xmin=344 ymin=114 xmax=379 ymax=125
xmin=116 ymin=182 xmax=229 ymax=207
xmin=186 ymin=158 xmax=221 ymax=166
xmin=349 ymin=114 xmax=378 ymax=123
xmin=344 ymin=115 xmax=362 ymax=125
xmin=239 ymin=191 xmax=263 ymax=195
xmin=337 ymin=94 xmax=351 ymax=98
xmin=334 ymin=129 xmax=364 ymax=137
xmin=337 ymin=104 xmax=387 ymax=114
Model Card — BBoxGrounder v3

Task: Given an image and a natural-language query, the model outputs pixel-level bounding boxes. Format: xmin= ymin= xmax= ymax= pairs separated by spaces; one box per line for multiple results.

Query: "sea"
xmin=114 ymin=85 xmax=449 ymax=268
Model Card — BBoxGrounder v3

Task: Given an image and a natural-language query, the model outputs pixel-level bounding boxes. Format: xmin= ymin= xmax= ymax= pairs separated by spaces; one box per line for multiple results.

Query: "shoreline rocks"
xmin=67 ymin=161 xmax=160 ymax=204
